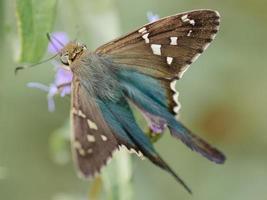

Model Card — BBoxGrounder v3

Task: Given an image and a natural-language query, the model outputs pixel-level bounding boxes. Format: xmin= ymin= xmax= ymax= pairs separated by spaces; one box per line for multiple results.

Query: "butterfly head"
xmin=60 ymin=41 xmax=87 ymax=66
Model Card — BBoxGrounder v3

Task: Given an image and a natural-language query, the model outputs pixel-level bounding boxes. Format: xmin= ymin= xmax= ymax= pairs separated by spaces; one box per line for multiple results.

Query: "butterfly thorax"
xmin=59 ymin=42 xmax=121 ymax=101
xmin=71 ymin=51 xmax=122 ymax=101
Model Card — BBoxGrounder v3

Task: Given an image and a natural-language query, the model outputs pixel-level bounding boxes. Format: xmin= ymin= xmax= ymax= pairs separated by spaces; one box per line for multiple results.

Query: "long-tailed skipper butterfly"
xmin=17 ymin=10 xmax=225 ymax=193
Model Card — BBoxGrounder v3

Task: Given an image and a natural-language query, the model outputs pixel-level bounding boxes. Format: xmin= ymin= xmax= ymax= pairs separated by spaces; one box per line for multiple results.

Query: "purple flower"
xmin=140 ymin=110 xmax=167 ymax=134
xmin=28 ymin=65 xmax=72 ymax=112
xmin=147 ymin=11 xmax=160 ymax=23
xmin=48 ymin=32 xmax=69 ymax=54
xmin=53 ymin=63 xmax=73 ymax=97
xmin=28 ymin=32 xmax=73 ymax=112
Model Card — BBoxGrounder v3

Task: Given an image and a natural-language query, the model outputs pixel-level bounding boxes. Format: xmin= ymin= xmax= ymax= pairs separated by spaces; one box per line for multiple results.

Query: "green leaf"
xmin=16 ymin=0 xmax=57 ymax=62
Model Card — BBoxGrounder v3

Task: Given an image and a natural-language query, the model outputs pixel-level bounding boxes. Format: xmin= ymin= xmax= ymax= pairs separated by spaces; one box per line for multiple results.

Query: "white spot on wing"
xmin=170 ymin=80 xmax=181 ymax=115
xmin=181 ymin=14 xmax=188 ymax=22
xmin=138 ymin=27 xmax=147 ymax=34
xmin=173 ymin=96 xmax=181 ymax=114
xmin=187 ymin=30 xmax=192 ymax=37
xmin=120 ymin=145 xmax=144 ymax=159
xmin=189 ymin=19 xmax=195 ymax=26
xmin=167 ymin=57 xmax=173 ymax=65
xmin=173 ymin=105 xmax=180 ymax=114
xmin=181 ymin=14 xmax=195 ymax=26
xmin=170 ymin=80 xmax=177 ymax=91
xmin=87 ymin=119 xmax=98 ymax=130
xmin=73 ymin=108 xmax=86 ymax=119
xmin=87 ymin=148 xmax=93 ymax=154
xmin=151 ymin=44 xmax=161 ymax=55
xmin=173 ymin=92 xmax=179 ymax=105
xmin=142 ymin=33 xmax=150 ymax=43
xmin=72 ymin=108 xmax=78 ymax=115
xmin=74 ymin=141 xmax=82 ymax=149
xmin=74 ymin=140 xmax=86 ymax=156
xmin=87 ymin=135 xmax=95 ymax=142
xmin=79 ymin=149 xmax=86 ymax=156
xmin=130 ymin=148 xmax=144 ymax=159
xmin=101 ymin=135 xmax=108 ymax=141
xmin=78 ymin=110 xmax=86 ymax=118
xmin=170 ymin=37 xmax=178 ymax=45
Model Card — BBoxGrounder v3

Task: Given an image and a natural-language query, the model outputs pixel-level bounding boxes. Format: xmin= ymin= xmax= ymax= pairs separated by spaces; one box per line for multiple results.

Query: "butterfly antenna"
xmin=47 ymin=33 xmax=65 ymax=48
xmin=46 ymin=33 xmax=60 ymax=53
xmin=15 ymin=53 xmax=58 ymax=75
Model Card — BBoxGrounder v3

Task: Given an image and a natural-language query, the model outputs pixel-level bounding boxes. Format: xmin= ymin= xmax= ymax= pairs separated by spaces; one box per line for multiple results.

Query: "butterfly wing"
xmin=96 ymin=9 xmax=220 ymax=118
xmin=95 ymin=9 xmax=220 ymax=79
xmin=70 ymin=57 xmax=192 ymax=193
xmin=94 ymin=10 xmax=225 ymax=164
xmin=71 ymin=77 xmax=119 ymax=178
xmin=71 ymin=76 xmax=192 ymax=193
xmin=118 ymin=70 xmax=225 ymax=164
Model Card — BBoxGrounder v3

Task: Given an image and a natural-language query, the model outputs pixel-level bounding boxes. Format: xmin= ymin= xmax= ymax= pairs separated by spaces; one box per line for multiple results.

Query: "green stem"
xmin=101 ymin=149 xmax=133 ymax=200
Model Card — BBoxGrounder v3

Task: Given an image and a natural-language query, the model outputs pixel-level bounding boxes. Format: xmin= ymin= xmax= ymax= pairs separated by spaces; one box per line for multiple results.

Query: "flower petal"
xmin=60 ymin=85 xmax=71 ymax=97
xmin=140 ymin=109 xmax=167 ymax=134
xmin=47 ymin=95 xmax=56 ymax=112
xmin=27 ymin=82 xmax=50 ymax=92
xmin=47 ymin=84 xmax=58 ymax=112
xmin=48 ymin=32 xmax=69 ymax=54
xmin=147 ymin=12 xmax=160 ymax=23
xmin=54 ymin=67 xmax=73 ymax=86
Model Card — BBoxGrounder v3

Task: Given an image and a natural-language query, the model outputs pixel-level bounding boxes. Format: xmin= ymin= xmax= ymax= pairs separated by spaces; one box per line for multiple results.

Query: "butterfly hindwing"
xmin=96 ymin=9 xmax=220 ymax=79
xmin=118 ymin=69 xmax=225 ymax=164
xmin=71 ymin=78 xmax=118 ymax=178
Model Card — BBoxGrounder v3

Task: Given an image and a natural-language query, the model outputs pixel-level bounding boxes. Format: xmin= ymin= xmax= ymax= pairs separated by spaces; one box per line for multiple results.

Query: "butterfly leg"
xmin=57 ymin=82 xmax=71 ymax=90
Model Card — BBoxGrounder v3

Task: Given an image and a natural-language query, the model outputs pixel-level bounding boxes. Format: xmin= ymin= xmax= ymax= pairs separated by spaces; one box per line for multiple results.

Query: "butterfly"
xmin=20 ymin=9 xmax=226 ymax=193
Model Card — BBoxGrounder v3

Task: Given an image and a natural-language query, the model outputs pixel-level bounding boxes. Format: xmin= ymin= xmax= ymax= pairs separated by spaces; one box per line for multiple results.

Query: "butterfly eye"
xmin=83 ymin=45 xmax=87 ymax=50
xmin=60 ymin=54 xmax=69 ymax=65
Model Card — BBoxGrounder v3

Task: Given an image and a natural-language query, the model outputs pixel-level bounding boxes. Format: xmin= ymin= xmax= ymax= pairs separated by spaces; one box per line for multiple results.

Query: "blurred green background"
xmin=1 ymin=0 xmax=267 ymax=199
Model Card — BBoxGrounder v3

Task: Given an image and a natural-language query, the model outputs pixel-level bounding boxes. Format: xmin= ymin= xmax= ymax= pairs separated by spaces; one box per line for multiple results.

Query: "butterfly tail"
xmin=169 ymin=123 xmax=226 ymax=164
xmin=121 ymin=79 xmax=225 ymax=164
xmin=101 ymin=98 xmax=192 ymax=194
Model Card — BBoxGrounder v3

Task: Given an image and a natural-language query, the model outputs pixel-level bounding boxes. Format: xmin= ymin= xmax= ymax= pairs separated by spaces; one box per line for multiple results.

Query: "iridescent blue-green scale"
xmin=117 ymin=70 xmax=168 ymax=108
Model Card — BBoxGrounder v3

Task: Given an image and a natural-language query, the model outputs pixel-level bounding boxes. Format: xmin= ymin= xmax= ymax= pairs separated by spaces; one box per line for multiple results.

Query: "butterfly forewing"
xmin=95 ymin=9 xmax=220 ymax=79
xmin=95 ymin=9 xmax=220 ymax=117
xmin=71 ymin=78 xmax=118 ymax=178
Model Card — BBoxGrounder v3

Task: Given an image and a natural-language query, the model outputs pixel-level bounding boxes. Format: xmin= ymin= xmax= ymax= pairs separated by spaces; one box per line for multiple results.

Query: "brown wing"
xmin=95 ymin=10 xmax=220 ymax=79
xmin=71 ymin=77 xmax=118 ymax=178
